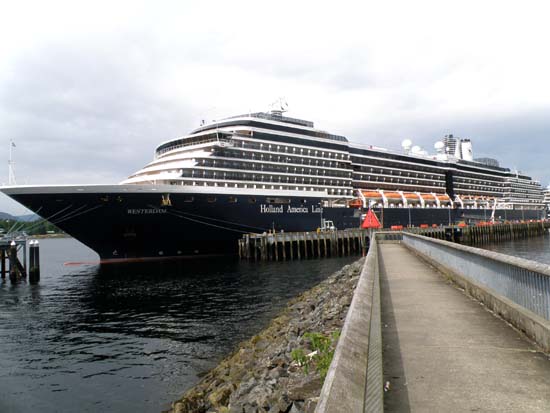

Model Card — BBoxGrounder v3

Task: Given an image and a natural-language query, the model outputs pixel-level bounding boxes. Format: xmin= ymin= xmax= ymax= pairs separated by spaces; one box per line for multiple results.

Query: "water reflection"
xmin=0 ymin=238 xmax=356 ymax=413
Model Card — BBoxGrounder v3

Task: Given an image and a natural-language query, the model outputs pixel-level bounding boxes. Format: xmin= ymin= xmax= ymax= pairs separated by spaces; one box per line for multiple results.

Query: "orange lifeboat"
xmin=385 ymin=192 xmax=402 ymax=199
xmin=363 ymin=191 xmax=382 ymax=198
xmin=422 ymin=194 xmax=436 ymax=200
xmin=349 ymin=199 xmax=363 ymax=208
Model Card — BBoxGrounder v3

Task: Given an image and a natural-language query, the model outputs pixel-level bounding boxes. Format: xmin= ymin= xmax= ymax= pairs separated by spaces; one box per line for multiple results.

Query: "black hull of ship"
xmin=8 ymin=191 xmax=361 ymax=260
xmin=375 ymin=207 xmax=544 ymax=227
xmin=6 ymin=189 xmax=545 ymax=260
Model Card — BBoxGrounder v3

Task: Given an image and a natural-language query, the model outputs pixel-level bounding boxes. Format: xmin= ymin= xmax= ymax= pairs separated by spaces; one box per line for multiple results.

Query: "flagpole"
xmin=9 ymin=139 xmax=12 ymax=185
xmin=8 ymin=139 xmax=15 ymax=185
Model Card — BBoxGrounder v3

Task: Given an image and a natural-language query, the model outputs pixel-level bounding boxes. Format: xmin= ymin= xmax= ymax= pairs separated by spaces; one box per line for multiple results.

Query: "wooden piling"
xmin=9 ymin=241 xmax=17 ymax=281
xmin=316 ymin=232 xmax=321 ymax=257
xmin=1 ymin=249 xmax=5 ymax=279
xmin=29 ymin=240 xmax=40 ymax=283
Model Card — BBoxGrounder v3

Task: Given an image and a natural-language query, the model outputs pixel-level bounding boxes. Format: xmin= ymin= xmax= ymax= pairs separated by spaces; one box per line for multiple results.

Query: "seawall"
xmin=167 ymin=257 xmax=364 ymax=413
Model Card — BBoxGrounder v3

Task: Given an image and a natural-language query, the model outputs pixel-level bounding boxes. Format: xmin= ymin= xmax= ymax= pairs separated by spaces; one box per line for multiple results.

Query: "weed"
xmin=290 ymin=330 xmax=340 ymax=379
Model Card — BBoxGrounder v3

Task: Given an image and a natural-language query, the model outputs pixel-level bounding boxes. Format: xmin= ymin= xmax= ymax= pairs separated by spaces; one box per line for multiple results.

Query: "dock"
xmin=238 ymin=221 xmax=550 ymax=261
xmin=407 ymin=220 xmax=550 ymax=245
xmin=0 ymin=237 xmax=41 ymax=283
xmin=238 ymin=229 xmax=370 ymax=261
xmin=315 ymin=231 xmax=550 ymax=412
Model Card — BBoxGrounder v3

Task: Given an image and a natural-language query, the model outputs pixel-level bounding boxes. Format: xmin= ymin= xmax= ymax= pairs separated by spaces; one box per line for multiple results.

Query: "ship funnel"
xmin=460 ymin=139 xmax=473 ymax=161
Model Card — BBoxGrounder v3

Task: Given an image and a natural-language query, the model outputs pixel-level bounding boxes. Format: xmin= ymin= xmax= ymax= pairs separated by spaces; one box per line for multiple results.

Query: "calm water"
xmin=0 ymin=238 xmax=356 ymax=413
xmin=482 ymin=233 xmax=550 ymax=265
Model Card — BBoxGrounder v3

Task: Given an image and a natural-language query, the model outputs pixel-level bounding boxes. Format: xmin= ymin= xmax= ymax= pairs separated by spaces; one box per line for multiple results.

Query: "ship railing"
xmin=218 ymin=113 xmax=349 ymax=142
xmin=155 ymin=136 xmax=234 ymax=158
xmin=221 ymin=112 xmax=315 ymax=128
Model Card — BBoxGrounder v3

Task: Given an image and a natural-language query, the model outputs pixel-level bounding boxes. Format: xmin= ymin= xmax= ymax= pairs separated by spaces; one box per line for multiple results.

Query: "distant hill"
xmin=0 ymin=212 xmax=40 ymax=222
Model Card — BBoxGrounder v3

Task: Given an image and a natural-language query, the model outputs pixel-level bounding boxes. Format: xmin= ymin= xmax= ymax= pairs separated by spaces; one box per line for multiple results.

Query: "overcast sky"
xmin=1 ymin=0 xmax=549 ymax=214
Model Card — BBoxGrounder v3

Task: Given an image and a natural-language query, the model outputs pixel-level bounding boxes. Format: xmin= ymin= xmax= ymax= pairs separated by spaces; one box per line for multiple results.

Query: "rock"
xmin=208 ymin=384 xmax=232 ymax=408
xmin=268 ymin=392 xmax=292 ymax=412
xmin=167 ymin=257 xmax=365 ymax=413
xmin=303 ymin=398 xmax=318 ymax=413
xmin=268 ymin=366 xmax=287 ymax=380
xmin=289 ymin=401 xmax=304 ymax=413
xmin=287 ymin=376 xmax=324 ymax=401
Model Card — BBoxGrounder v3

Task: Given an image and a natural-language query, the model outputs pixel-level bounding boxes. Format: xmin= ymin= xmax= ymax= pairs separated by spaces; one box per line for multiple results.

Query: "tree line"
xmin=0 ymin=219 xmax=62 ymax=236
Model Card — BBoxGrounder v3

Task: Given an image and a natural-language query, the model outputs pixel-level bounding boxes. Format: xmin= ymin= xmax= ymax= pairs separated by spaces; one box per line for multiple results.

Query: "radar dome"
xmin=434 ymin=141 xmax=445 ymax=151
xmin=411 ymin=145 xmax=422 ymax=154
xmin=401 ymin=139 xmax=412 ymax=149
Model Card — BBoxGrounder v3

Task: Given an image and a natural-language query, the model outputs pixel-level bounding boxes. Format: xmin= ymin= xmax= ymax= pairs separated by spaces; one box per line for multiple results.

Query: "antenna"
xmin=8 ymin=139 xmax=16 ymax=185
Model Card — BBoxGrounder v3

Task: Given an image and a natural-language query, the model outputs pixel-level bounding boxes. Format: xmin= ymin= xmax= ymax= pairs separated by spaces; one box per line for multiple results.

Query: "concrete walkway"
xmin=380 ymin=243 xmax=550 ymax=412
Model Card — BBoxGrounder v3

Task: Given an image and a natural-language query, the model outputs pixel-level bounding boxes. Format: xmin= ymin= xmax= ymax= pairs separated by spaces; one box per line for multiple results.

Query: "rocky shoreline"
xmin=168 ymin=257 xmax=364 ymax=413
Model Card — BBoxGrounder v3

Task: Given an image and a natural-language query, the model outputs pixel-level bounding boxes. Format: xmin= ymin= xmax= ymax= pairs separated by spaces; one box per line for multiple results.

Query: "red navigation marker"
xmin=361 ymin=209 xmax=381 ymax=229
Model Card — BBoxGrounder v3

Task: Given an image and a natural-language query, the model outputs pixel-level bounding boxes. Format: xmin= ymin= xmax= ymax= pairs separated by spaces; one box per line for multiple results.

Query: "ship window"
xmin=207 ymin=196 xmax=217 ymax=203
xmin=248 ymin=197 xmax=256 ymax=204
xmin=228 ymin=196 xmax=238 ymax=203
xmin=266 ymin=197 xmax=290 ymax=204
xmin=184 ymin=196 xmax=194 ymax=202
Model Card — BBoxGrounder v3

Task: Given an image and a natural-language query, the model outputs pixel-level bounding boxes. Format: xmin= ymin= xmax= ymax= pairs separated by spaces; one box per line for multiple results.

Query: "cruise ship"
xmin=543 ymin=186 xmax=550 ymax=218
xmin=1 ymin=109 xmax=544 ymax=259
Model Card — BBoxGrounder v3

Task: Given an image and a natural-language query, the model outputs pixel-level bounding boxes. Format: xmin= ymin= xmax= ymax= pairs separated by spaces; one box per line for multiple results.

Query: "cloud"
xmin=0 ymin=0 xmax=550 ymax=214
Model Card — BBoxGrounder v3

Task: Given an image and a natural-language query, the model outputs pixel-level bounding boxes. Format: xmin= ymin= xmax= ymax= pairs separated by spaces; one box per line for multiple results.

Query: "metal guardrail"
xmin=375 ymin=231 xmax=403 ymax=242
xmin=402 ymin=233 xmax=550 ymax=321
xmin=316 ymin=234 xmax=383 ymax=412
